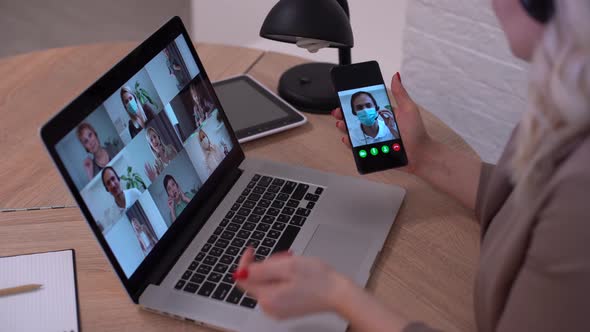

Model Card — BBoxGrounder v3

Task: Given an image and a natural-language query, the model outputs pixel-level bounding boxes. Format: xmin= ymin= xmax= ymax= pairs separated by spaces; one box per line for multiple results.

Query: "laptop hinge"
xmin=133 ymin=166 xmax=244 ymax=302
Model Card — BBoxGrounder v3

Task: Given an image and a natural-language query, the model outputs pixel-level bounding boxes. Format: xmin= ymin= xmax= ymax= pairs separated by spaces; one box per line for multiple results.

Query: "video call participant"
xmin=130 ymin=217 xmax=157 ymax=256
xmin=76 ymin=122 xmax=118 ymax=180
xmin=164 ymin=174 xmax=194 ymax=222
xmin=101 ymin=166 xmax=142 ymax=227
xmin=144 ymin=127 xmax=178 ymax=181
xmin=349 ymin=91 xmax=399 ymax=146
xmin=120 ymin=86 xmax=156 ymax=138
xmin=164 ymin=48 xmax=188 ymax=89
xmin=198 ymin=129 xmax=225 ymax=176
xmin=189 ymin=82 xmax=217 ymax=128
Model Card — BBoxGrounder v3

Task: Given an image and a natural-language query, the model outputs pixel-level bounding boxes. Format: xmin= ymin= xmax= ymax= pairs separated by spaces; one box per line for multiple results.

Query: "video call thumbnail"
xmin=56 ymin=34 xmax=233 ymax=277
xmin=337 ymin=84 xmax=400 ymax=148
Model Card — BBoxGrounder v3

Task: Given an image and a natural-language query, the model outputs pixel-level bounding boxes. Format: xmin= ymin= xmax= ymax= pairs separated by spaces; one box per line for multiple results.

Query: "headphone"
xmin=521 ymin=0 xmax=555 ymax=23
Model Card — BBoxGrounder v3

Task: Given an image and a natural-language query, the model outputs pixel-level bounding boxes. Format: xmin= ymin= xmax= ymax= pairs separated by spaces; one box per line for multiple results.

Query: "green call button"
xmin=359 ymin=149 xmax=367 ymax=158
xmin=381 ymin=145 xmax=390 ymax=153
xmin=370 ymin=147 xmax=379 ymax=156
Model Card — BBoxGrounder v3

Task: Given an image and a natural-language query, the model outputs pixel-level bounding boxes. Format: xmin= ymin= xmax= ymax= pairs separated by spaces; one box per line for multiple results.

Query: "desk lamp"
xmin=260 ymin=0 xmax=354 ymax=114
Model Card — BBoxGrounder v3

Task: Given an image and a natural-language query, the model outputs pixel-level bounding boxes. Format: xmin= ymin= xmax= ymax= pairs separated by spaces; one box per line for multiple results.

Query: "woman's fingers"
xmin=335 ymin=120 xmax=347 ymax=133
xmin=341 ymin=136 xmax=352 ymax=148
xmin=331 ymin=108 xmax=344 ymax=120
xmin=332 ymin=108 xmax=352 ymax=149
xmin=235 ymin=254 xmax=297 ymax=298
xmin=242 ymin=253 xmax=294 ymax=284
xmin=390 ymin=73 xmax=414 ymax=111
xmin=237 ymin=247 xmax=255 ymax=271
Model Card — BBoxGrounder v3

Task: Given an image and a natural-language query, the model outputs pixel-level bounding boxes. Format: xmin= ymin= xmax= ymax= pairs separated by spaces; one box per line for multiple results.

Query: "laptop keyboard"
xmin=174 ymin=174 xmax=324 ymax=309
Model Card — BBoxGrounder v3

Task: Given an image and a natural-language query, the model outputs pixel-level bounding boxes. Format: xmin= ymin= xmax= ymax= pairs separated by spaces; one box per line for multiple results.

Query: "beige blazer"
xmin=405 ymin=128 xmax=590 ymax=332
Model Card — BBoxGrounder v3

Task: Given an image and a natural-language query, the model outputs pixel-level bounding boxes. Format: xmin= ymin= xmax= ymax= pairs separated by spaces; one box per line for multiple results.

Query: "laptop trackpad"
xmin=302 ymin=224 xmax=373 ymax=279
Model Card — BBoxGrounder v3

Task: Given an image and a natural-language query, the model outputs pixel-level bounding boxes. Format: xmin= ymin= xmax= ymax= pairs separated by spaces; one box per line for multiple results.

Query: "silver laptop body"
xmin=139 ymin=157 xmax=404 ymax=332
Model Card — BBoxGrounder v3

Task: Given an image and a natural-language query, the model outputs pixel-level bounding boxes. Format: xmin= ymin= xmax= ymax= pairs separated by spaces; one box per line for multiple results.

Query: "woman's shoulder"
xmin=550 ymin=134 xmax=590 ymax=194
xmin=530 ymin=135 xmax=590 ymax=268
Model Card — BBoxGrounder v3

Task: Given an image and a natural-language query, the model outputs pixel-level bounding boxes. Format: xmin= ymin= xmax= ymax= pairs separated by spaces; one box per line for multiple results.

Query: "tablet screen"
xmin=213 ymin=79 xmax=289 ymax=132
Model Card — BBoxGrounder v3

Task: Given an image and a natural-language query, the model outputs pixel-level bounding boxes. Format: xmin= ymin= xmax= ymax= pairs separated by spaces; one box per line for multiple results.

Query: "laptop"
xmin=41 ymin=17 xmax=405 ymax=332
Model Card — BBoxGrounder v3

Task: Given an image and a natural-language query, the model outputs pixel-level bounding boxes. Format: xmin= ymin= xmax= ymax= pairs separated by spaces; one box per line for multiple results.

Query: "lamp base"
xmin=278 ymin=62 xmax=340 ymax=114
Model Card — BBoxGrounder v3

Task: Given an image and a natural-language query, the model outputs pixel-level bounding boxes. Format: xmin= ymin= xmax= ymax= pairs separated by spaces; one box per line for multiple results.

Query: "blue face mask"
xmin=126 ymin=98 xmax=139 ymax=115
xmin=357 ymin=108 xmax=378 ymax=126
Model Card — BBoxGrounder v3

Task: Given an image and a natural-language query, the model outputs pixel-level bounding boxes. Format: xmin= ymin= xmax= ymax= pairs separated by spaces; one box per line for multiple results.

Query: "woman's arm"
xmin=493 ymin=175 xmax=590 ymax=332
xmin=412 ymin=140 xmax=482 ymax=211
xmin=332 ymin=277 xmax=408 ymax=332
xmin=234 ymin=249 xmax=409 ymax=332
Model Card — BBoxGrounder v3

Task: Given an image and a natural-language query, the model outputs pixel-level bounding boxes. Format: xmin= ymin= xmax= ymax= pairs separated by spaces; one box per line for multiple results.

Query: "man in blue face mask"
xmin=349 ymin=91 xmax=400 ymax=147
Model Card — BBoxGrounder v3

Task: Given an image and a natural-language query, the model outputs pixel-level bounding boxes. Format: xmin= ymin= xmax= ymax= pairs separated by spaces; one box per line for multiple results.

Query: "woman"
xmin=130 ymin=217 xmax=157 ymax=256
xmin=349 ymin=91 xmax=399 ymax=146
xmin=76 ymin=122 xmax=118 ymax=180
xmin=234 ymin=1 xmax=590 ymax=331
xmin=120 ymin=86 xmax=156 ymax=138
xmin=163 ymin=175 xmax=194 ymax=223
xmin=144 ymin=127 xmax=177 ymax=181
xmin=198 ymin=129 xmax=225 ymax=176
xmin=164 ymin=48 xmax=189 ymax=89
xmin=190 ymin=82 xmax=215 ymax=128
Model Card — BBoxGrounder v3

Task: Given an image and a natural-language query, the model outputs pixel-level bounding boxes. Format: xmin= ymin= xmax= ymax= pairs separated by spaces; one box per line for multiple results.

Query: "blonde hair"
xmin=120 ymin=86 xmax=146 ymax=119
xmin=511 ymin=0 xmax=590 ymax=196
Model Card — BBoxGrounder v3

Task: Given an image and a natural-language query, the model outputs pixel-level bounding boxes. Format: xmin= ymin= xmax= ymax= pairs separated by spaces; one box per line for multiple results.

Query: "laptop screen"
xmin=54 ymin=34 xmax=234 ymax=277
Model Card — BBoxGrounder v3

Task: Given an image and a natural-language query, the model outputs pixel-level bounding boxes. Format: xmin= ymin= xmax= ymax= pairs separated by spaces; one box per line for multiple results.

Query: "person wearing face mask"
xmin=76 ymin=122 xmax=120 ymax=180
xmin=198 ymin=129 xmax=225 ymax=177
xmin=349 ymin=91 xmax=400 ymax=147
xmin=163 ymin=174 xmax=194 ymax=222
xmin=120 ymin=86 xmax=156 ymax=139
xmin=130 ymin=217 xmax=157 ymax=256
xmin=144 ymin=127 xmax=178 ymax=181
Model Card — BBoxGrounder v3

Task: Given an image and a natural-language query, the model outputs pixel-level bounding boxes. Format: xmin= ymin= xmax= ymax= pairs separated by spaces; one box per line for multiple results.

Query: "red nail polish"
xmin=396 ymin=72 xmax=402 ymax=83
xmin=341 ymin=137 xmax=345 ymax=143
xmin=233 ymin=269 xmax=249 ymax=280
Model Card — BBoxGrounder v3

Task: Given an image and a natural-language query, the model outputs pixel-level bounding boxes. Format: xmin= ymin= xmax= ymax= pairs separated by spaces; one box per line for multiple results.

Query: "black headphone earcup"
xmin=521 ymin=0 xmax=555 ymax=23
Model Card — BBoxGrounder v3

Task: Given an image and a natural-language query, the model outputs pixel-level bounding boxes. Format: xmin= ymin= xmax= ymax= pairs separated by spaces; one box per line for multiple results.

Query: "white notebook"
xmin=0 ymin=249 xmax=80 ymax=332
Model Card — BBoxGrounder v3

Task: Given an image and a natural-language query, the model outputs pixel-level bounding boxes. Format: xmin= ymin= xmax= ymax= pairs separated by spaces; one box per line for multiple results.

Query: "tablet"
xmin=212 ymin=75 xmax=307 ymax=143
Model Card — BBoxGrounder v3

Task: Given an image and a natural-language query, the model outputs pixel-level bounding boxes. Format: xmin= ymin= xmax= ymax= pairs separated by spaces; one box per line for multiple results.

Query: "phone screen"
xmin=332 ymin=61 xmax=407 ymax=173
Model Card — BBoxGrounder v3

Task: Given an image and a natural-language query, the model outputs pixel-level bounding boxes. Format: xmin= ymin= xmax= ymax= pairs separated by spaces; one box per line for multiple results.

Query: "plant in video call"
xmin=120 ymin=166 xmax=147 ymax=191
xmin=134 ymin=81 xmax=155 ymax=107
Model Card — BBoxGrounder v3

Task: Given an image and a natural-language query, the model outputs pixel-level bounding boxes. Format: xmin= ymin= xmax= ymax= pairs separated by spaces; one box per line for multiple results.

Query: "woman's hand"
xmin=83 ymin=157 xmax=94 ymax=180
xmin=377 ymin=109 xmax=399 ymax=139
xmin=145 ymin=163 xmax=157 ymax=182
xmin=234 ymin=248 xmax=349 ymax=319
xmin=235 ymin=248 xmax=410 ymax=331
xmin=167 ymin=197 xmax=175 ymax=213
xmin=180 ymin=191 xmax=191 ymax=203
xmin=332 ymin=73 xmax=433 ymax=174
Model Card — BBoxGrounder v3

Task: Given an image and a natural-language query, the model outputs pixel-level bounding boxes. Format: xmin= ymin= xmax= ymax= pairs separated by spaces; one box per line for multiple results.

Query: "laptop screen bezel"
xmin=40 ymin=16 xmax=245 ymax=302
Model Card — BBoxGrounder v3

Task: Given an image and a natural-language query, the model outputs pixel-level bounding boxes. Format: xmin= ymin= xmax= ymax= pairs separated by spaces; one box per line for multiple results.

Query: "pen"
xmin=0 ymin=284 xmax=43 ymax=297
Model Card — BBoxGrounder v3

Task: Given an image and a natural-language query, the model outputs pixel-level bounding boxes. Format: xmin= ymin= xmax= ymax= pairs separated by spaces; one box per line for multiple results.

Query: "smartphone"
xmin=331 ymin=61 xmax=408 ymax=174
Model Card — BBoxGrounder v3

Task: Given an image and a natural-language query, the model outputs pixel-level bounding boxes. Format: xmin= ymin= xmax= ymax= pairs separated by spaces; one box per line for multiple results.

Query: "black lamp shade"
xmin=260 ymin=0 xmax=354 ymax=48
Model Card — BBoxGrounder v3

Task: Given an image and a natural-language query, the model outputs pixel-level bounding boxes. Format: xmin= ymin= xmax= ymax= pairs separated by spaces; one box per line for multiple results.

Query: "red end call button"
xmin=392 ymin=143 xmax=401 ymax=152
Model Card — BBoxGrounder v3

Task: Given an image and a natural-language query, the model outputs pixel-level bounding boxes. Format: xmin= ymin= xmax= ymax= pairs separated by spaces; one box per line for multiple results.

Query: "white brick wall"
xmin=402 ymin=0 xmax=529 ymax=162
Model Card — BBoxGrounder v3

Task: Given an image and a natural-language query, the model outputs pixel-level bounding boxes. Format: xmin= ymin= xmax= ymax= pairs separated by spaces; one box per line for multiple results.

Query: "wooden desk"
xmin=0 ymin=43 xmax=480 ymax=331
